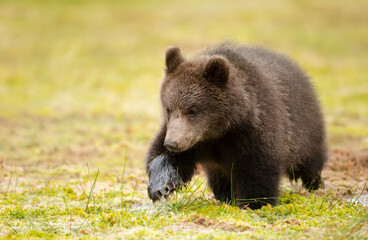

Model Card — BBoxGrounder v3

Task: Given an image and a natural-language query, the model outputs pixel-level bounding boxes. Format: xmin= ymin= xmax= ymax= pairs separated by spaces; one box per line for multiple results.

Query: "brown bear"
xmin=146 ymin=42 xmax=327 ymax=209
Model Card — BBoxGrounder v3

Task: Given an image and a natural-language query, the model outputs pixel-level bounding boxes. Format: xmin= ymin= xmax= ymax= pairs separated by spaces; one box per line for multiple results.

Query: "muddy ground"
xmin=322 ymin=149 xmax=368 ymax=206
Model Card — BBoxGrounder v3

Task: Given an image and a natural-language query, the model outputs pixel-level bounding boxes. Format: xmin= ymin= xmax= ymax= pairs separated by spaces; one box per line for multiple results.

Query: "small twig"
xmin=127 ymin=180 xmax=138 ymax=210
xmin=4 ymin=221 xmax=17 ymax=234
xmin=352 ymin=176 xmax=368 ymax=205
xmin=319 ymin=193 xmax=331 ymax=209
xmin=85 ymin=166 xmax=99 ymax=213
xmin=120 ymin=139 xmax=128 ymax=208
xmin=6 ymin=166 xmax=13 ymax=194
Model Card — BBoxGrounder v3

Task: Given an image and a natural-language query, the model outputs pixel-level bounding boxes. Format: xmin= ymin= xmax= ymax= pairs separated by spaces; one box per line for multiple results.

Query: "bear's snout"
xmin=164 ymin=140 xmax=179 ymax=151
xmin=165 ymin=116 xmax=194 ymax=152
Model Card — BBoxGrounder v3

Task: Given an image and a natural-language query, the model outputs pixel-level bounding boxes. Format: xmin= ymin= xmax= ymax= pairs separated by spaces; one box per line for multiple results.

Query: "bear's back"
xmin=239 ymin=46 xmax=326 ymax=167
xmin=204 ymin=43 xmax=326 ymax=168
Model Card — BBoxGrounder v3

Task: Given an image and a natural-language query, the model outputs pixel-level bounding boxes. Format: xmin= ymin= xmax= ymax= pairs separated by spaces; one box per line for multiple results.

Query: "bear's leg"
xmin=289 ymin=165 xmax=323 ymax=191
xmin=147 ymin=153 xmax=197 ymax=201
xmin=299 ymin=159 xmax=325 ymax=191
xmin=206 ymin=169 xmax=232 ymax=203
xmin=289 ymin=149 xmax=326 ymax=191
xmin=233 ymin=161 xmax=281 ymax=210
xmin=301 ymin=172 xmax=324 ymax=191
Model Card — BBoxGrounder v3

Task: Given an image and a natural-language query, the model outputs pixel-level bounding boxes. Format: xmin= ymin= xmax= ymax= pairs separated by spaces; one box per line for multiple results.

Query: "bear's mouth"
xmin=165 ymin=144 xmax=189 ymax=153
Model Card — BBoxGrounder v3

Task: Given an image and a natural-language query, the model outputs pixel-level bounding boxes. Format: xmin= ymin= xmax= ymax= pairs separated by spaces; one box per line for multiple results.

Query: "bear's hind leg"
xmin=290 ymin=149 xmax=326 ymax=191
xmin=288 ymin=164 xmax=324 ymax=191
xmin=301 ymin=173 xmax=324 ymax=191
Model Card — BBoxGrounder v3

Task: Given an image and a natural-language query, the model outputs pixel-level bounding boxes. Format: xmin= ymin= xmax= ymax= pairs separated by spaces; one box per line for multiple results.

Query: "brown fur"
xmin=146 ymin=42 xmax=327 ymax=209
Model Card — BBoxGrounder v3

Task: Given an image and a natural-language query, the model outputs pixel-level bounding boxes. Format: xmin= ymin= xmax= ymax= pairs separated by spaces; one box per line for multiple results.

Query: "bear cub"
xmin=146 ymin=42 xmax=327 ymax=209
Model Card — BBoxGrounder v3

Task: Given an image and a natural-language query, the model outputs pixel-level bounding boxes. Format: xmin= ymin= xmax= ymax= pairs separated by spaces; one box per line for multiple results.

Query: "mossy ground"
xmin=0 ymin=0 xmax=367 ymax=239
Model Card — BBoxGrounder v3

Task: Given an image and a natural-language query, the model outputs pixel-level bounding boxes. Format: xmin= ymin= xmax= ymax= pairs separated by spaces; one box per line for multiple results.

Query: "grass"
xmin=1 ymin=175 xmax=367 ymax=239
xmin=0 ymin=0 xmax=367 ymax=239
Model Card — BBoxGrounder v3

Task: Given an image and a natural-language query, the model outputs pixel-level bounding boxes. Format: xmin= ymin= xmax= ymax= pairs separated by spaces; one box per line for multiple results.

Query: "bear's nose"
xmin=164 ymin=140 xmax=178 ymax=151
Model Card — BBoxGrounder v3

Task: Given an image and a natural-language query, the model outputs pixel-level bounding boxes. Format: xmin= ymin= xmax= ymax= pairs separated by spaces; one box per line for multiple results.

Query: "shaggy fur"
xmin=146 ymin=42 xmax=327 ymax=209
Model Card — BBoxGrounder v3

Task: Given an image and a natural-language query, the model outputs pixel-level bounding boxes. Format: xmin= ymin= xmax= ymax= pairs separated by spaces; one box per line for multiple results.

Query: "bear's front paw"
xmin=147 ymin=155 xmax=183 ymax=202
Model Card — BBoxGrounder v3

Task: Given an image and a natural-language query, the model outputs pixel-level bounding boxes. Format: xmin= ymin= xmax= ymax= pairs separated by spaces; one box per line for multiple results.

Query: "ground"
xmin=0 ymin=0 xmax=367 ymax=239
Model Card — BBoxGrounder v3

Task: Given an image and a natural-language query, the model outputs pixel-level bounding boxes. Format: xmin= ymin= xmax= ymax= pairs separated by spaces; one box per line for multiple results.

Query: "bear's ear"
xmin=203 ymin=56 xmax=229 ymax=86
xmin=165 ymin=46 xmax=184 ymax=73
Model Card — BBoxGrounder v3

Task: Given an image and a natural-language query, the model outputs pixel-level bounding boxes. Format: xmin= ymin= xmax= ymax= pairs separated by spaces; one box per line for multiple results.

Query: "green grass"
xmin=0 ymin=0 xmax=367 ymax=239
xmin=1 ymin=175 xmax=367 ymax=239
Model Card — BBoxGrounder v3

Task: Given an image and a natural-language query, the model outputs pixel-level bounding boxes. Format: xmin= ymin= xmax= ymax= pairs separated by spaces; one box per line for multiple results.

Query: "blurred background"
xmin=0 ymin=0 xmax=367 ymax=175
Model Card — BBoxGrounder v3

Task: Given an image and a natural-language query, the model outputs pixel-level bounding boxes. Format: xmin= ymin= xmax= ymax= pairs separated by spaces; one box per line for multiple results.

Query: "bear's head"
xmin=160 ymin=46 xmax=233 ymax=152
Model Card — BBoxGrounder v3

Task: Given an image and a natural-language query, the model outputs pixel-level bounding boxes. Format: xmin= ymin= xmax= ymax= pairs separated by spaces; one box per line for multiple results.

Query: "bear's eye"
xmin=187 ymin=107 xmax=197 ymax=117
xmin=166 ymin=108 xmax=171 ymax=116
